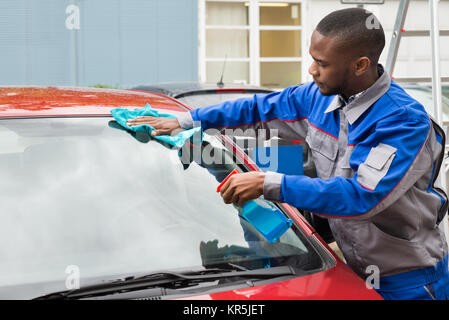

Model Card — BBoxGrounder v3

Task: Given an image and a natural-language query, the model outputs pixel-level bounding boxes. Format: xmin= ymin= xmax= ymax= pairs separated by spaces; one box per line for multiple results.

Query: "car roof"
xmin=0 ymin=86 xmax=188 ymax=118
xmin=131 ymin=81 xmax=273 ymax=98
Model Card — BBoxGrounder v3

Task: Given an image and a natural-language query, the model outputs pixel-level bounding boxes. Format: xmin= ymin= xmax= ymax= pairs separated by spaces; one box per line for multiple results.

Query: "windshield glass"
xmin=0 ymin=117 xmax=324 ymax=298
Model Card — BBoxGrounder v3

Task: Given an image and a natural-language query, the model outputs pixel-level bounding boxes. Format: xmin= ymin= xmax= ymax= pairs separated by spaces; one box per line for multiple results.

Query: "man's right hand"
xmin=126 ymin=116 xmax=181 ymax=136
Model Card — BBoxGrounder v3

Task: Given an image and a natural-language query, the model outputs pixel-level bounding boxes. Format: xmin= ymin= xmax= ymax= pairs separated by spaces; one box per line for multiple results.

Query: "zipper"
xmin=424 ymin=284 xmax=436 ymax=300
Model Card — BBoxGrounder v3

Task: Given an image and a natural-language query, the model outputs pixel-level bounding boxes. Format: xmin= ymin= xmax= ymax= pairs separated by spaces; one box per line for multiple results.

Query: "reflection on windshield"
xmin=0 ymin=117 xmax=323 ymax=299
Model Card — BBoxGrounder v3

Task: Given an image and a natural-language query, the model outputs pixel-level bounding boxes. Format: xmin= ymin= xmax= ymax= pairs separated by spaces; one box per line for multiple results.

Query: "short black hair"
xmin=316 ymin=8 xmax=385 ymax=65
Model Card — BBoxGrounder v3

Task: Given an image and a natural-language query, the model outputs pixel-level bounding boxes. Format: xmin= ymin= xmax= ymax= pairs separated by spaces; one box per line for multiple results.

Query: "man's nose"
xmin=308 ymin=61 xmax=318 ymax=77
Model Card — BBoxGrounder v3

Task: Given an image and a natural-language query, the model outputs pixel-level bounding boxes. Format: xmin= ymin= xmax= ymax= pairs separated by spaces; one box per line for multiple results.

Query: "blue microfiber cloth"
xmin=110 ymin=103 xmax=201 ymax=148
xmin=240 ymin=198 xmax=293 ymax=243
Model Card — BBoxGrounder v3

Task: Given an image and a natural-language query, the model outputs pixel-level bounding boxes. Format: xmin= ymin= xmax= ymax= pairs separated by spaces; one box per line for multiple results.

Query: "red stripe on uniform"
xmin=219 ymin=117 xmax=308 ymax=129
xmin=307 ymin=120 xmax=338 ymax=140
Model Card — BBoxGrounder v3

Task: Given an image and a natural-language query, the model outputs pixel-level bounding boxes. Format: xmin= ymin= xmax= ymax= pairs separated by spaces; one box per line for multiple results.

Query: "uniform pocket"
xmin=305 ymin=125 xmax=338 ymax=179
xmin=353 ymin=221 xmax=430 ymax=278
xmin=357 ymin=143 xmax=397 ymax=190
xmin=306 ymin=127 xmax=338 ymax=161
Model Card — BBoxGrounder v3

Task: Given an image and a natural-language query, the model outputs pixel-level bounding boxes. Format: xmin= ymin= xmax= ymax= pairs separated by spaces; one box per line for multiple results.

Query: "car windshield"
xmin=178 ymin=92 xmax=263 ymax=109
xmin=0 ymin=117 xmax=324 ymax=298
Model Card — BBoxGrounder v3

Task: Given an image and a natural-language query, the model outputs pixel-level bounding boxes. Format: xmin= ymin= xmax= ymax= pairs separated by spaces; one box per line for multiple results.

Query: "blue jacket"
xmin=177 ymin=67 xmax=448 ymax=279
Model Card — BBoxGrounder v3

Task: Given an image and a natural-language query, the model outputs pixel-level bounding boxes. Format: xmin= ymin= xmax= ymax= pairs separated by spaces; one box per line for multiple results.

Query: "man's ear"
xmin=354 ymin=57 xmax=371 ymax=76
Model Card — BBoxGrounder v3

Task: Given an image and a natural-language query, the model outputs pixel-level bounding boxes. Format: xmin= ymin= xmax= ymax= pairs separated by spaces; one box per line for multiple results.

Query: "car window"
xmin=403 ymin=87 xmax=449 ymax=123
xmin=178 ymin=93 xmax=260 ymax=108
xmin=0 ymin=117 xmax=325 ymax=298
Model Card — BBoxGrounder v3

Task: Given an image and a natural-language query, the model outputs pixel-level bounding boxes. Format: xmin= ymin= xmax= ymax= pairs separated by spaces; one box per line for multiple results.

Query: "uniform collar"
xmin=324 ymin=64 xmax=391 ymax=125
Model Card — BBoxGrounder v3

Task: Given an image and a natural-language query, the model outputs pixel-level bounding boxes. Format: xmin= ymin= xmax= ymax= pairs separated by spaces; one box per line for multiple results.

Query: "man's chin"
xmin=314 ymin=81 xmax=339 ymax=96
xmin=318 ymin=87 xmax=336 ymax=96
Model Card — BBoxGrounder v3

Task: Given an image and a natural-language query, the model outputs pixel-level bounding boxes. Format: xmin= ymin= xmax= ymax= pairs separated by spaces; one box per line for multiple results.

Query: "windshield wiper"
xmin=34 ymin=266 xmax=296 ymax=300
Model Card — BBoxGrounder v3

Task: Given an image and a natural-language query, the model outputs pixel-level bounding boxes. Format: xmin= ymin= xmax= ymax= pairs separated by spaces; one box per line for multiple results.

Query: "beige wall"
xmin=260 ymin=30 xmax=301 ymax=57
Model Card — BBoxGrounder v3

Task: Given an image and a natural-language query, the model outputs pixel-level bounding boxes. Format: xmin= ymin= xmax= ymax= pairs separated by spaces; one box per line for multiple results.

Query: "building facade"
xmin=0 ymin=0 xmax=198 ymax=87
xmin=0 ymin=0 xmax=447 ymax=88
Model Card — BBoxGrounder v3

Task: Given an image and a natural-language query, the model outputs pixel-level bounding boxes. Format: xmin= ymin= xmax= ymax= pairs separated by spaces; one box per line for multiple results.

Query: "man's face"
xmin=308 ymin=30 xmax=355 ymax=96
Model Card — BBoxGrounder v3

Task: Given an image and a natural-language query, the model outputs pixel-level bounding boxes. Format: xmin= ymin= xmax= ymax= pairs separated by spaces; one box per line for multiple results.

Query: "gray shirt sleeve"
xmin=263 ymin=171 xmax=284 ymax=201
xmin=177 ymin=112 xmax=194 ymax=129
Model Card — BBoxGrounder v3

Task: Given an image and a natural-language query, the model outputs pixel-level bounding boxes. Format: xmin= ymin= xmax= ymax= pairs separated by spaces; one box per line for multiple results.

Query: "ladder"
xmin=385 ymin=0 xmax=449 ymax=245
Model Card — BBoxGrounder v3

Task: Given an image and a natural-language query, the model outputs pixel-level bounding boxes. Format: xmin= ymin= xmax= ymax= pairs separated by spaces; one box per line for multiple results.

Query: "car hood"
xmin=0 ymin=86 xmax=187 ymax=118
xmin=179 ymin=256 xmax=382 ymax=300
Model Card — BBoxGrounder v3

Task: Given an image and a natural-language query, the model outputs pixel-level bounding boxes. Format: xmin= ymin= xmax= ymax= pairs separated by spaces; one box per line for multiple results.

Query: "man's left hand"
xmin=219 ymin=172 xmax=266 ymax=207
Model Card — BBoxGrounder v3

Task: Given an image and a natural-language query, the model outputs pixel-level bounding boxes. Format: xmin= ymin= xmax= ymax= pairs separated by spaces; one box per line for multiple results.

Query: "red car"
xmin=0 ymin=86 xmax=381 ymax=300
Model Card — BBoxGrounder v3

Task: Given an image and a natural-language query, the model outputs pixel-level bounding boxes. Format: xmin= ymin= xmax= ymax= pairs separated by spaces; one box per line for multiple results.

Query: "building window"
xmin=199 ymin=0 xmax=304 ymax=88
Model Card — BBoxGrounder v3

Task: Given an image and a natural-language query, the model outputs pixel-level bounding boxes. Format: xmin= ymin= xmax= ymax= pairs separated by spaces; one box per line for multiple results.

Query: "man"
xmin=127 ymin=8 xmax=449 ymax=300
